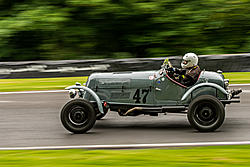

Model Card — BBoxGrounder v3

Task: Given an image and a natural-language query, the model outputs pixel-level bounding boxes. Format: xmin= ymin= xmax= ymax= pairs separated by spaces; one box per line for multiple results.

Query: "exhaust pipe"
xmin=231 ymin=89 xmax=242 ymax=98
xmin=124 ymin=107 xmax=143 ymax=116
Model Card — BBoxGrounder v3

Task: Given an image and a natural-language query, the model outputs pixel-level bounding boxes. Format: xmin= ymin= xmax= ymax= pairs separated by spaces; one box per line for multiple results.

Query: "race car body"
xmin=60 ymin=59 xmax=242 ymax=133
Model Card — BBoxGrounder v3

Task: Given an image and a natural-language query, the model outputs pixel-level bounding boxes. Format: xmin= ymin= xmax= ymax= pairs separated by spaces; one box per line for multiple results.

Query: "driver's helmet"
xmin=181 ymin=53 xmax=198 ymax=69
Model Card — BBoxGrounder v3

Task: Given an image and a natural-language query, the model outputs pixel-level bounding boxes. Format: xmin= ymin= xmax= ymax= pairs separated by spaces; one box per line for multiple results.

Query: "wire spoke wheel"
xmin=61 ymin=99 xmax=96 ymax=134
xmin=194 ymin=102 xmax=217 ymax=126
xmin=188 ymin=95 xmax=225 ymax=132
xmin=69 ymin=106 xmax=88 ymax=126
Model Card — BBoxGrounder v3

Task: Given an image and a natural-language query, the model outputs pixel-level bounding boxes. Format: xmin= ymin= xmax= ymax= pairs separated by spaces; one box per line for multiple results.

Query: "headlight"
xmin=224 ymin=79 xmax=229 ymax=90
xmin=69 ymin=89 xmax=76 ymax=98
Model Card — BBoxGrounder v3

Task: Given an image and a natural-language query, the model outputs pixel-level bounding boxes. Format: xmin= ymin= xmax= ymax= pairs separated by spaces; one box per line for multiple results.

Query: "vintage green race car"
xmin=60 ymin=58 xmax=242 ymax=133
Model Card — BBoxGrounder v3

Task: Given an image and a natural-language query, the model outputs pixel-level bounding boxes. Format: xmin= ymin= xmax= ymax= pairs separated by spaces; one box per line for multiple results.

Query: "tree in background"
xmin=0 ymin=0 xmax=250 ymax=61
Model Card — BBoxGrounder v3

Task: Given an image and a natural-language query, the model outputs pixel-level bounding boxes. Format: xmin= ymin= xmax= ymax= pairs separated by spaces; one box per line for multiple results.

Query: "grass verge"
xmin=0 ymin=76 xmax=88 ymax=92
xmin=0 ymin=72 xmax=249 ymax=92
xmin=0 ymin=145 xmax=250 ymax=167
xmin=223 ymin=72 xmax=250 ymax=84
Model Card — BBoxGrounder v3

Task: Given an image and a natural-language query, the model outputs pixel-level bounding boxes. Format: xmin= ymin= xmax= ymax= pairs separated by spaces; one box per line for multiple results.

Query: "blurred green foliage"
xmin=0 ymin=0 xmax=250 ymax=61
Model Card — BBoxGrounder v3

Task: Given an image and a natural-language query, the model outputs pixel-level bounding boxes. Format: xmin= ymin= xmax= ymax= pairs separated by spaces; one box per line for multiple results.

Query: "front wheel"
xmin=187 ymin=95 xmax=225 ymax=132
xmin=60 ymin=99 xmax=96 ymax=134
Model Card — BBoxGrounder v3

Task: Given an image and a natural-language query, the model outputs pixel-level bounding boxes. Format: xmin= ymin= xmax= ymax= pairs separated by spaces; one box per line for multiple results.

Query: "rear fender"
xmin=66 ymin=85 xmax=104 ymax=114
xmin=181 ymin=83 xmax=228 ymax=101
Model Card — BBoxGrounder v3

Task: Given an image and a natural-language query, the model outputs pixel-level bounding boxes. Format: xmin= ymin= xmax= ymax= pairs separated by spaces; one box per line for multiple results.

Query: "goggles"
xmin=182 ymin=60 xmax=191 ymax=65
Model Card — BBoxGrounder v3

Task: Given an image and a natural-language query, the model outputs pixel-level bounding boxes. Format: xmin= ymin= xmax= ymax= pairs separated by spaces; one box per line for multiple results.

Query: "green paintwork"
xmin=83 ymin=69 xmax=228 ymax=107
xmin=66 ymin=85 xmax=104 ymax=114
xmin=195 ymin=71 xmax=225 ymax=87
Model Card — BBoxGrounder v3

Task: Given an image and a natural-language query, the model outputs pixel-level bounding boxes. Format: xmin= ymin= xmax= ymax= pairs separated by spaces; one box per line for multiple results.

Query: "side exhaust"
xmin=118 ymin=106 xmax=187 ymax=116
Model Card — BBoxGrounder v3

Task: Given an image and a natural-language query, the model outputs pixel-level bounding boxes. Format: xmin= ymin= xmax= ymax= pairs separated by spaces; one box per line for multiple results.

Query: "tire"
xmin=187 ymin=95 xmax=225 ymax=132
xmin=96 ymin=108 xmax=108 ymax=120
xmin=60 ymin=99 xmax=96 ymax=134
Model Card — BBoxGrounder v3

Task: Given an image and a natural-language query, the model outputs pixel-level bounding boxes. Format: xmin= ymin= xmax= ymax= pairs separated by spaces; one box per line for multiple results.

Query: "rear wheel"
xmin=60 ymin=99 xmax=96 ymax=134
xmin=188 ymin=95 xmax=225 ymax=132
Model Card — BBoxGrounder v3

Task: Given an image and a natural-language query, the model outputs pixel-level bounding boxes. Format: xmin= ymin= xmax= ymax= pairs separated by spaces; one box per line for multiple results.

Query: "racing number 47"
xmin=133 ymin=89 xmax=150 ymax=103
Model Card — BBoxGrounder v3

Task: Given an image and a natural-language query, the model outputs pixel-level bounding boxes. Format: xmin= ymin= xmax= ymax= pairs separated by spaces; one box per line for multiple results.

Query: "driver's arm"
xmin=179 ymin=74 xmax=195 ymax=87
xmin=174 ymin=68 xmax=186 ymax=75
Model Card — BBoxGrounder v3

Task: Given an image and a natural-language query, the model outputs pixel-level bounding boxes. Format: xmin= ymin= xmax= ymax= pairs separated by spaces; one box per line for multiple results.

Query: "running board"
xmin=162 ymin=106 xmax=187 ymax=113
xmin=122 ymin=106 xmax=187 ymax=116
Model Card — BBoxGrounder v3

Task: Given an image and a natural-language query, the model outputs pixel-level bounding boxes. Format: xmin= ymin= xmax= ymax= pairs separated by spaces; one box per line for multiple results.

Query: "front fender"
xmin=181 ymin=83 xmax=228 ymax=101
xmin=66 ymin=85 xmax=104 ymax=114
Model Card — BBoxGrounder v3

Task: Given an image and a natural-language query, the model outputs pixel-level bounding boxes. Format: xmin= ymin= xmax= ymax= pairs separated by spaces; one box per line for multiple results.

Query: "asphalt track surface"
xmin=0 ymin=86 xmax=249 ymax=148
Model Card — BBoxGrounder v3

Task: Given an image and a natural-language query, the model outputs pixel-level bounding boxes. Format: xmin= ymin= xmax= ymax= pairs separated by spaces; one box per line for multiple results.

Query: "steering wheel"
xmin=161 ymin=58 xmax=174 ymax=72
xmin=167 ymin=59 xmax=173 ymax=68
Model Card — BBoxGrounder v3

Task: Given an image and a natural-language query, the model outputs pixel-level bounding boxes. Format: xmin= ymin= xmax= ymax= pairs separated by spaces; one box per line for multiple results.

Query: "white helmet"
xmin=181 ymin=53 xmax=198 ymax=69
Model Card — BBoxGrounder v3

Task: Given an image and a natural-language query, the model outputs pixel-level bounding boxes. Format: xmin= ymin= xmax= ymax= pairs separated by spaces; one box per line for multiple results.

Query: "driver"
xmin=171 ymin=53 xmax=201 ymax=87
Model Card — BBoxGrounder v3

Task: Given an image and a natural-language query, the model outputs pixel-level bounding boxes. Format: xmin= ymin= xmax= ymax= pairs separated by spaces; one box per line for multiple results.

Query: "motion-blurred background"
xmin=1 ymin=0 xmax=250 ymax=61
xmin=1 ymin=3 xmax=250 ymax=164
